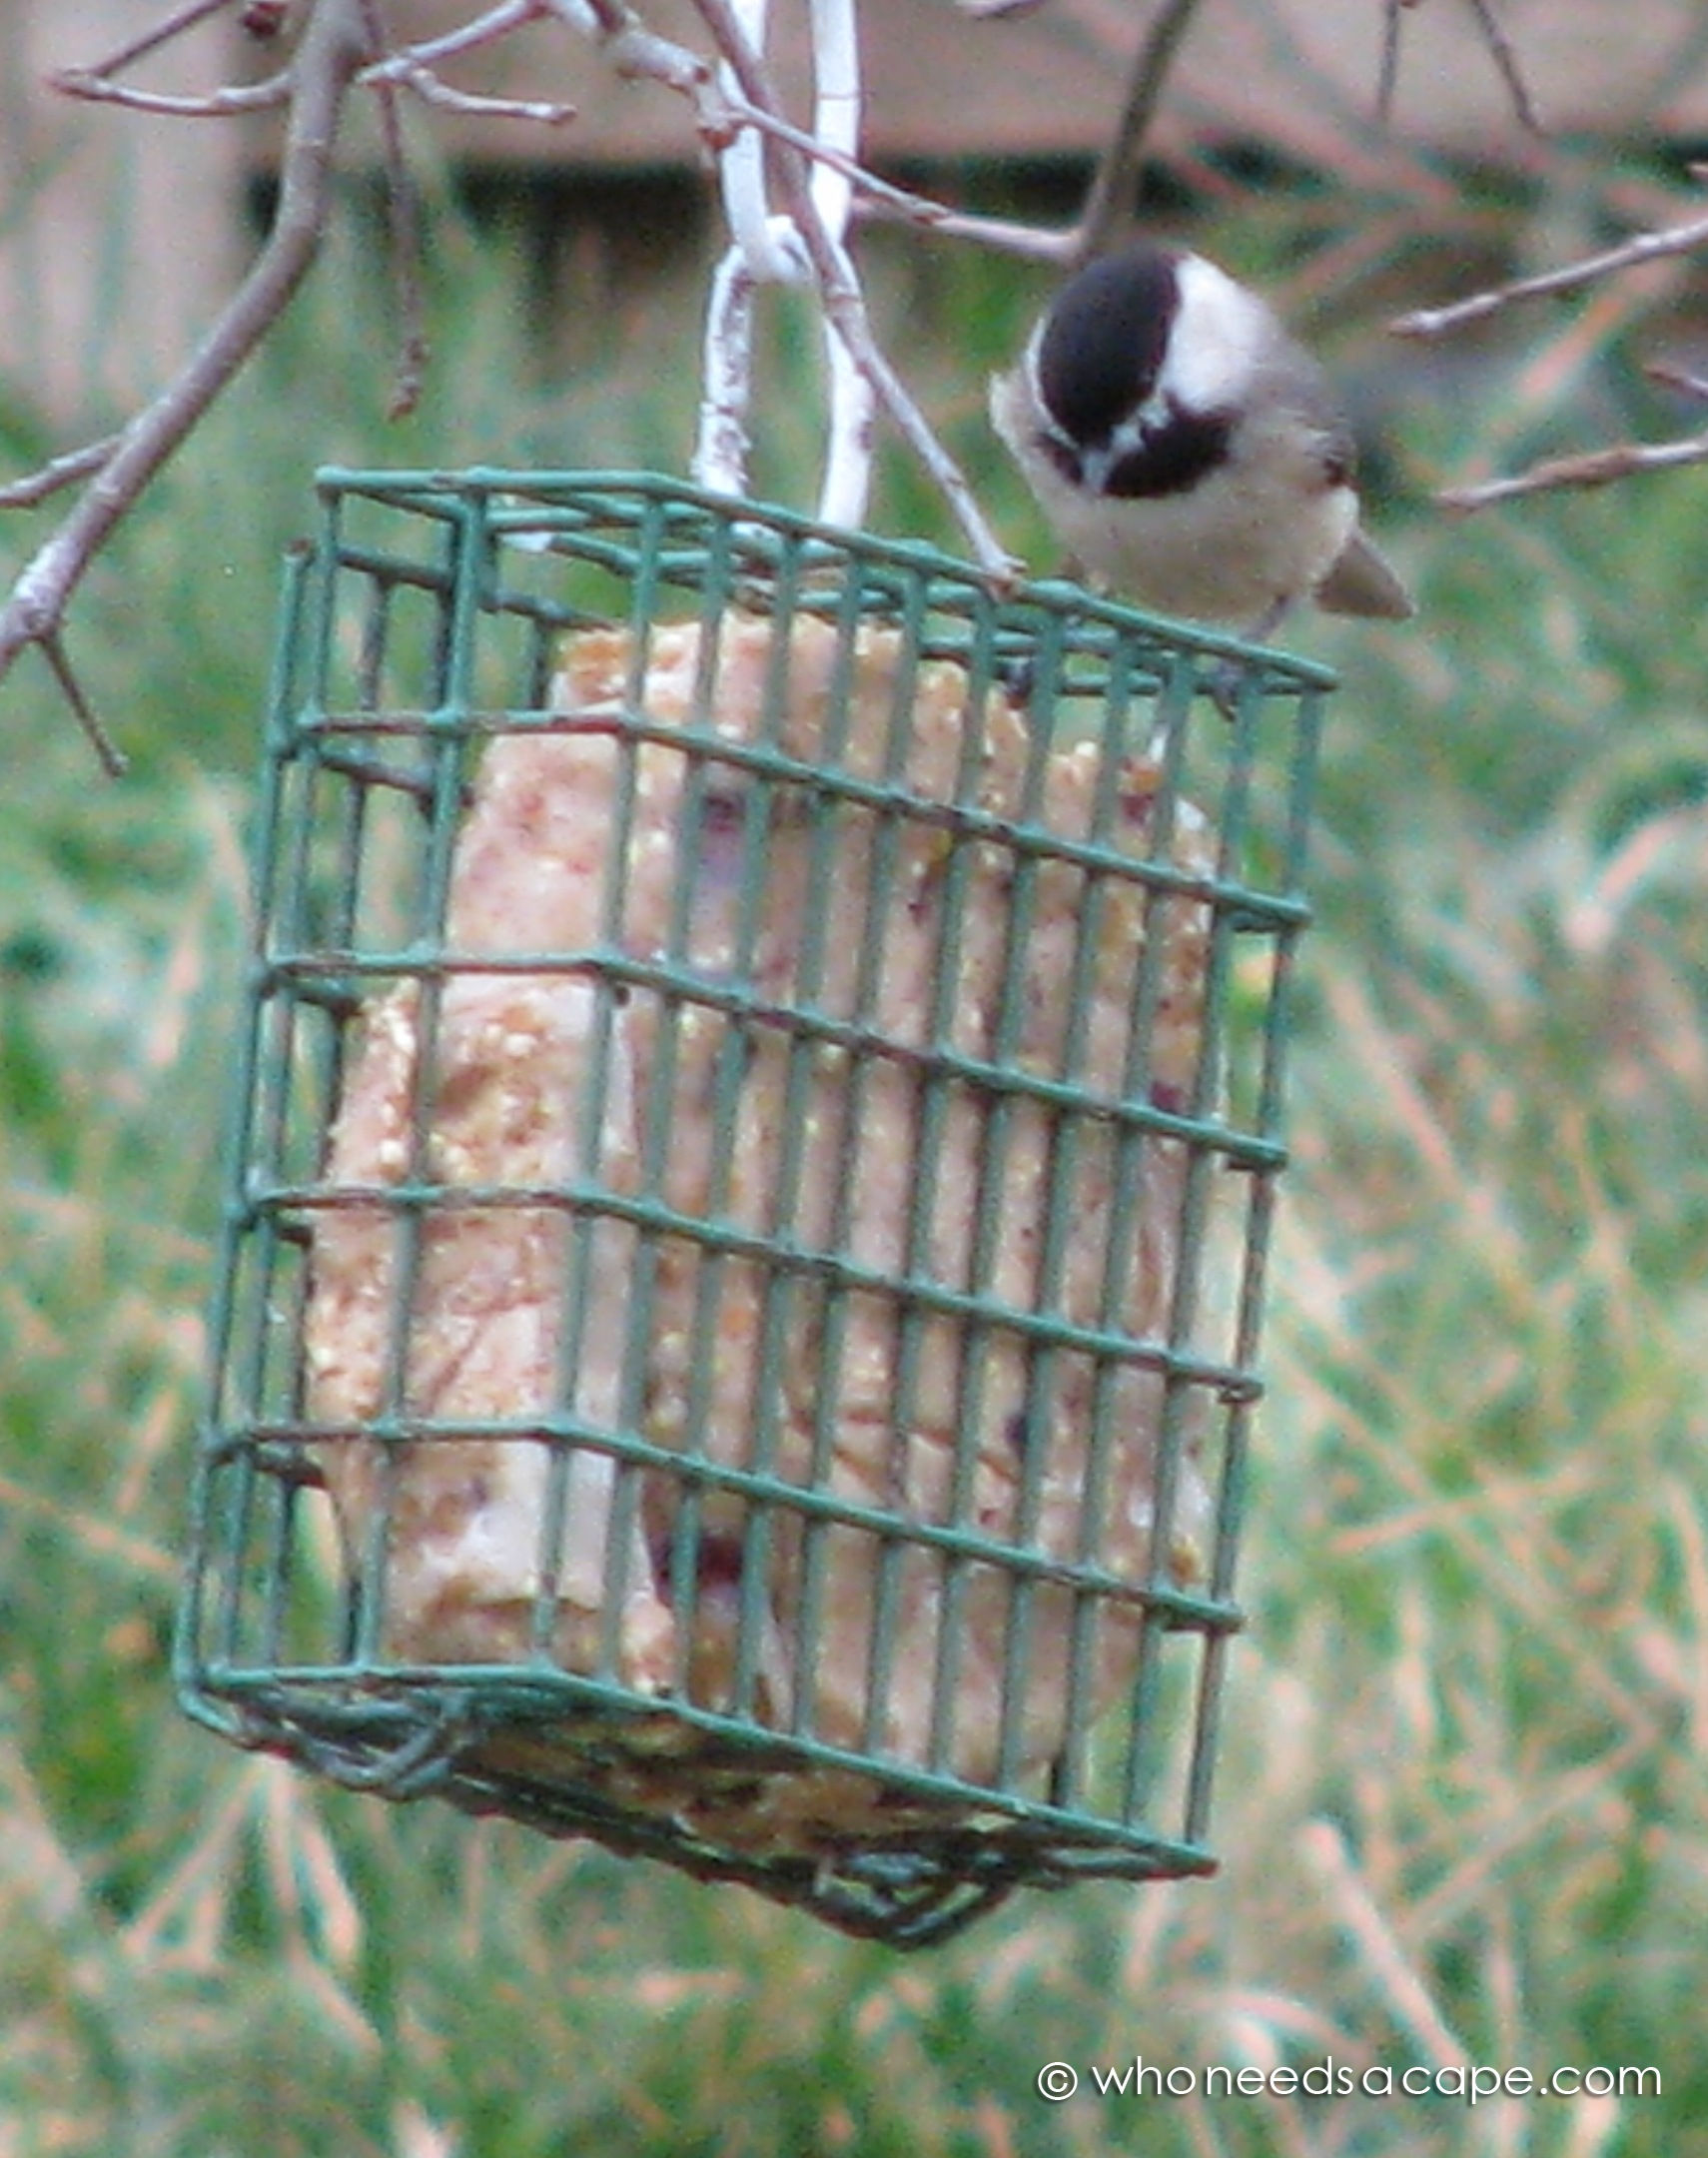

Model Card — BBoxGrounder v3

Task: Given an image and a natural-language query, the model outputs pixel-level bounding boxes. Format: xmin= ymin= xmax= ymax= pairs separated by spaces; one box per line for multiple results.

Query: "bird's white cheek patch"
xmin=1155 ymin=255 xmax=1270 ymax=416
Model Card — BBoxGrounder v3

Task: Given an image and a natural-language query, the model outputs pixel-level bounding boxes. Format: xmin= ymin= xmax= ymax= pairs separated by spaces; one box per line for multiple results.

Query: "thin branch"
xmin=686 ymin=0 xmax=1012 ymax=572
xmin=358 ymin=0 xmax=431 ymax=420
xmin=0 ymin=437 xmax=123 ymax=512
xmin=358 ymin=0 xmax=541 ymax=81
xmin=74 ymin=0 xmax=244 ymax=81
xmin=41 ymin=633 xmax=128 ymax=778
xmin=1437 ymin=430 xmax=1708 ymax=513
xmin=745 ymin=99 xmax=1070 ymax=261
xmin=355 ymin=0 xmax=579 ymax=119
xmin=1392 ymin=198 xmax=1708 ymax=340
xmin=853 ymin=196 xmax=1070 ymax=261
xmin=1375 ymin=0 xmax=1408 ymax=123
xmin=0 ymin=0 xmax=374 ymax=709
xmin=1074 ymin=0 xmax=1209 ymax=265
xmin=579 ymin=0 xmax=718 ymax=101
xmin=1465 ymin=0 xmax=1543 ymax=136
xmin=379 ymin=64 xmax=576 ymax=124
xmin=1379 ymin=0 xmax=1538 ymax=134
xmin=582 ymin=0 xmax=1069 ymax=261
xmin=867 ymin=0 xmax=1210 ymax=268
xmin=573 ymin=0 xmax=1013 ymax=565
xmin=52 ymin=67 xmax=293 ymax=118
xmin=1647 ymin=358 xmax=1708 ymax=403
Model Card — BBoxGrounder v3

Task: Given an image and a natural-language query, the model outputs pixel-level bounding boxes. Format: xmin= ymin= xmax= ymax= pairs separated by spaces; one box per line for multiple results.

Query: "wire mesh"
xmin=175 ymin=470 xmax=1330 ymax=1946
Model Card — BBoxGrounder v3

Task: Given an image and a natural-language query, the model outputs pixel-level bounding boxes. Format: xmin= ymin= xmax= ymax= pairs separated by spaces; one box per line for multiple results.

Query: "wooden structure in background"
xmin=3 ymin=0 xmax=1707 ymax=423
xmin=0 ymin=2 xmax=242 ymax=423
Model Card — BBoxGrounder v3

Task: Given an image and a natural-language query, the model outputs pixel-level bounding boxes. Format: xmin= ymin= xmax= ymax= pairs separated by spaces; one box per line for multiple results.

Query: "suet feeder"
xmin=177 ymin=469 xmax=1330 ymax=1945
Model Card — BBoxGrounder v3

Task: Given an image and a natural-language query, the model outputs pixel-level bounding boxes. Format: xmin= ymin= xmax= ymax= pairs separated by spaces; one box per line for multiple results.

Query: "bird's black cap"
xmin=1032 ymin=246 xmax=1183 ymax=449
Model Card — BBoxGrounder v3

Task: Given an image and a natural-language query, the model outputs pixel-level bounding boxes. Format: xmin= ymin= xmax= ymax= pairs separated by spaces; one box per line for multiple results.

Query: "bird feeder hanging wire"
xmin=693 ymin=0 xmax=874 ymax=528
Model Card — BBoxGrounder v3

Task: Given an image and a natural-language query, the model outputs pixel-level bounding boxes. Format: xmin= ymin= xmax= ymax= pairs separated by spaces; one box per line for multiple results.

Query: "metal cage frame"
xmin=176 ymin=470 xmax=1330 ymax=1946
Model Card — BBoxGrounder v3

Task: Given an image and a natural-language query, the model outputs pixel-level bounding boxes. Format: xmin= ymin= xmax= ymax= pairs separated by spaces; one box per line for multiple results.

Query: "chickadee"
xmin=990 ymin=244 xmax=1413 ymax=639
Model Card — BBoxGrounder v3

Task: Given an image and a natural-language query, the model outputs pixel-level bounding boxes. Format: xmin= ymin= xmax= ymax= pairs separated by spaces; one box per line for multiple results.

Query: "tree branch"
xmin=685 ymin=0 xmax=1012 ymax=573
xmin=1437 ymin=430 xmax=1708 ymax=513
xmin=853 ymin=0 xmax=1211 ymax=267
xmin=1375 ymin=0 xmax=1407 ymax=123
xmin=360 ymin=1 xmax=580 ymax=124
xmin=1392 ymin=191 xmax=1708 ymax=340
xmin=735 ymin=95 xmax=1070 ymax=262
xmin=1465 ymin=0 xmax=1543 ymax=135
xmin=1647 ymin=358 xmax=1708 ymax=404
xmin=1378 ymin=0 xmax=1540 ymax=133
xmin=72 ymin=0 xmax=246 ymax=81
xmin=0 ymin=438 xmax=123 ymax=512
xmin=358 ymin=0 xmax=542 ymax=81
xmin=53 ymin=65 xmax=294 ymax=117
xmin=1073 ymin=0 xmax=1208 ymax=265
xmin=2 ymin=0 xmax=1211 ymax=746
xmin=358 ymin=0 xmax=431 ymax=419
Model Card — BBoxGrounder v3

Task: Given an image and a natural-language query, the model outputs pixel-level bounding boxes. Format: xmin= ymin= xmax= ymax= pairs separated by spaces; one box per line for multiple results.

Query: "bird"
xmin=989 ymin=242 xmax=1414 ymax=642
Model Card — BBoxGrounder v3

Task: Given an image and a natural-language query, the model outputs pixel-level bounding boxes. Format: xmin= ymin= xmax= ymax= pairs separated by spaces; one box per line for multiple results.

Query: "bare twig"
xmin=888 ymin=0 xmax=1208 ymax=270
xmin=579 ymin=0 xmax=717 ymax=102
xmin=364 ymin=0 xmax=579 ymax=124
xmin=580 ymin=0 xmax=1054 ymax=269
xmin=687 ymin=0 xmax=1012 ymax=572
xmin=1396 ymin=161 xmax=1708 ymax=511
xmin=570 ymin=0 xmax=1013 ymax=566
xmin=53 ymin=67 xmax=293 ymax=118
xmin=856 ymin=0 xmax=1215 ymax=265
xmin=1378 ymin=0 xmax=1538 ymax=133
xmin=357 ymin=0 xmax=580 ymax=117
xmin=1438 ymin=431 xmax=1708 ymax=513
xmin=0 ymin=438 xmax=123 ymax=512
xmin=1375 ymin=0 xmax=1402 ymax=124
xmin=40 ymin=632 xmax=129 ymax=778
xmin=72 ymin=0 xmax=244 ymax=81
xmin=1465 ymin=0 xmax=1543 ymax=135
xmin=5 ymin=0 xmax=1186 ymax=743
xmin=377 ymin=64 xmax=576 ymax=124
xmin=1377 ymin=0 xmax=1540 ymax=132
xmin=358 ymin=0 xmax=541 ymax=81
xmin=1375 ymin=0 xmax=1430 ymax=123
xmin=0 ymin=0 xmax=374 ymax=712
xmin=1392 ymin=199 xmax=1708 ymax=340
xmin=1074 ymin=0 xmax=1209 ymax=264
xmin=358 ymin=0 xmax=431 ymax=420
xmin=1647 ymin=359 xmax=1708 ymax=404
xmin=738 ymin=95 xmax=1070 ymax=261
xmin=866 ymin=0 xmax=1210 ymax=267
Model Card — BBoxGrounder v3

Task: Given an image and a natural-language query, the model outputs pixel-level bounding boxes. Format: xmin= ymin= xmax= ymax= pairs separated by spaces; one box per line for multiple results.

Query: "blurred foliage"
xmin=3 ymin=145 xmax=1708 ymax=2158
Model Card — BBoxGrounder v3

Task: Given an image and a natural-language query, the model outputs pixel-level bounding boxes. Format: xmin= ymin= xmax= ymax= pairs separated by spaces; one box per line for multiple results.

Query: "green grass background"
xmin=3 ymin=166 xmax=1708 ymax=2158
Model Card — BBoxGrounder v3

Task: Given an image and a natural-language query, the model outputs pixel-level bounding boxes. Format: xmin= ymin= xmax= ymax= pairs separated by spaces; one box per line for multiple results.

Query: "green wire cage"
xmin=176 ymin=469 xmax=1330 ymax=1947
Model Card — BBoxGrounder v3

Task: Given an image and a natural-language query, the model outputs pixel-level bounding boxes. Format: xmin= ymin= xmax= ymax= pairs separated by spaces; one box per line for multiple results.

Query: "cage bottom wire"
xmin=176 ymin=470 xmax=1329 ymax=1946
